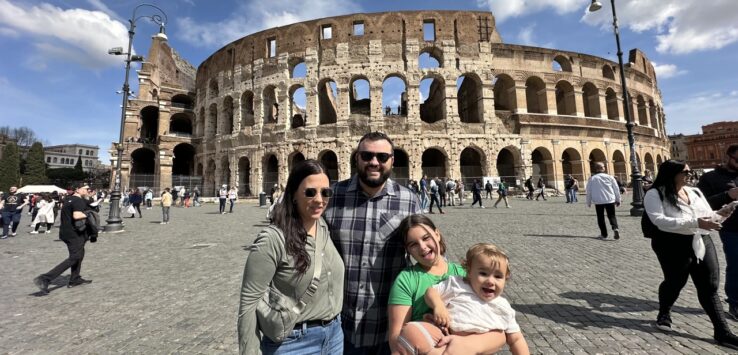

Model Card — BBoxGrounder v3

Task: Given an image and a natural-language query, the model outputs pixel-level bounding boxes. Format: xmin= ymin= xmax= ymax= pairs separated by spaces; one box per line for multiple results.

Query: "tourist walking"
xmin=160 ymin=188 xmax=172 ymax=224
xmin=446 ymin=178 xmax=456 ymax=206
xmin=228 ymin=186 xmax=238 ymax=213
xmin=324 ymin=132 xmax=421 ymax=354
xmin=697 ymin=144 xmax=738 ymax=320
xmin=570 ymin=176 xmax=579 ymax=203
xmin=494 ymin=180 xmax=511 ymax=208
xmin=525 ymin=177 xmax=534 ymax=200
xmin=419 ymin=175 xmax=429 ymax=213
xmin=30 ymin=194 xmax=55 ymax=234
xmin=192 ymin=186 xmax=201 ymax=207
xmin=33 ymin=184 xmax=94 ymax=294
xmin=1 ymin=186 xmax=29 ymax=239
xmin=457 ymin=179 xmax=465 ymax=206
xmin=438 ymin=177 xmax=447 ymax=207
xmin=218 ymin=184 xmax=228 ymax=214
xmin=428 ymin=178 xmax=444 ymax=214
xmin=586 ymin=162 xmax=621 ymax=240
xmin=128 ymin=189 xmax=143 ymax=218
xmin=183 ymin=189 xmax=191 ymax=208
xmin=238 ymin=160 xmax=344 ymax=355
xmin=470 ymin=179 xmax=484 ymax=208
xmin=643 ymin=160 xmax=738 ymax=350
xmin=178 ymin=187 xmax=186 ymax=207
xmin=535 ymin=177 xmax=547 ymax=201
xmin=485 ymin=180 xmax=493 ymax=199
xmin=144 ymin=189 xmax=153 ymax=209
xmin=564 ymin=175 xmax=573 ymax=203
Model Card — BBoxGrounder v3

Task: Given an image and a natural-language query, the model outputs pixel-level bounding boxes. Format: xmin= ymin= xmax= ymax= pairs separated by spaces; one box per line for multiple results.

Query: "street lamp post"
xmin=589 ymin=0 xmax=644 ymax=216
xmin=105 ymin=4 xmax=167 ymax=232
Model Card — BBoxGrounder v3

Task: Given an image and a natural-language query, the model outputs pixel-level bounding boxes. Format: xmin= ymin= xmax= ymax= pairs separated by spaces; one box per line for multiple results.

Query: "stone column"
xmin=481 ymin=82 xmax=494 ymax=124
xmin=513 ymin=85 xmax=527 ymax=114
xmin=597 ymin=93 xmax=608 ymax=119
xmin=233 ymin=96 xmax=242 ymax=132
xmin=551 ymin=140 xmax=562 ymax=191
xmin=573 ymin=89 xmax=584 ymax=117
xmin=159 ymin=147 xmax=173 ymax=192
xmin=445 ymin=83 xmax=459 ymax=124
xmin=158 ymin=105 xmax=171 ymax=137
xmin=406 ymin=84 xmax=421 ymax=124
xmin=545 ymin=88 xmax=558 ymax=115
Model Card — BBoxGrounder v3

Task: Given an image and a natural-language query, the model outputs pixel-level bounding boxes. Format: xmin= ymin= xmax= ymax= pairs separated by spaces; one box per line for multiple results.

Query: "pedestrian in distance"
xmin=419 ymin=175 xmax=430 ymax=213
xmin=570 ymin=176 xmax=580 ymax=203
xmin=160 ymin=188 xmax=172 ymax=224
xmin=643 ymin=159 xmax=738 ymax=350
xmin=218 ymin=184 xmax=228 ymax=214
xmin=428 ymin=177 xmax=444 ymax=214
xmin=30 ymin=194 xmax=55 ymax=234
xmin=144 ymin=189 xmax=153 ymax=209
xmin=446 ymin=178 xmax=456 ymax=206
xmin=485 ymin=180 xmax=493 ymax=199
xmin=228 ymin=186 xmax=238 ymax=213
xmin=564 ymin=175 xmax=573 ymax=203
xmin=535 ymin=178 xmax=547 ymax=201
xmin=471 ymin=179 xmax=484 ymax=208
xmin=457 ymin=179 xmax=465 ymax=206
xmin=238 ymin=160 xmax=344 ymax=355
xmin=178 ymin=187 xmax=186 ymax=208
xmin=525 ymin=177 xmax=534 ymax=200
xmin=586 ymin=162 xmax=621 ymax=240
xmin=438 ymin=177 xmax=447 ymax=207
xmin=192 ymin=186 xmax=201 ymax=207
xmin=1 ymin=186 xmax=29 ymax=239
xmin=494 ymin=180 xmax=511 ymax=208
xmin=697 ymin=143 xmax=738 ymax=320
xmin=33 ymin=184 xmax=94 ymax=294
xmin=128 ymin=189 xmax=143 ymax=218
xmin=324 ymin=132 xmax=422 ymax=354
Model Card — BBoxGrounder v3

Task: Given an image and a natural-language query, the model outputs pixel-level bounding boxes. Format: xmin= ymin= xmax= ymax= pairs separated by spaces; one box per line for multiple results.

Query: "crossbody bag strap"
xmin=291 ymin=226 xmax=326 ymax=314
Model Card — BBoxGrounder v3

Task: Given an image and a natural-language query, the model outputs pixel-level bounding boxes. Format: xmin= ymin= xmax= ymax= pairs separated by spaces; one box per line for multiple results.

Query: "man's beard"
xmin=359 ymin=166 xmax=391 ymax=188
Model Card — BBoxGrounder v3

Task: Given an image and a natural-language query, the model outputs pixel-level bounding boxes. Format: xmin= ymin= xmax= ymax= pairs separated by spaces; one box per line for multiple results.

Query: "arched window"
xmin=582 ymin=82 xmax=600 ymax=118
xmin=525 ymin=76 xmax=547 ymax=114
xmin=382 ymin=75 xmax=408 ymax=116
xmin=419 ymin=47 xmax=442 ymax=69
xmin=493 ymin=74 xmax=516 ymax=111
xmin=318 ymin=79 xmax=338 ymax=125
xmin=263 ymin=86 xmax=278 ymax=123
xmin=289 ymin=85 xmax=306 ymax=128
xmin=349 ymin=76 xmax=370 ymax=116
xmin=602 ymin=65 xmax=615 ymax=80
xmin=290 ymin=58 xmax=306 ymax=79
xmin=552 ymin=55 xmax=572 ymax=72
xmin=605 ymin=88 xmax=619 ymax=121
xmin=419 ymin=75 xmax=446 ymax=123
xmin=456 ymin=74 xmax=483 ymax=123
xmin=555 ymin=81 xmax=576 ymax=115
xmin=209 ymin=79 xmax=219 ymax=98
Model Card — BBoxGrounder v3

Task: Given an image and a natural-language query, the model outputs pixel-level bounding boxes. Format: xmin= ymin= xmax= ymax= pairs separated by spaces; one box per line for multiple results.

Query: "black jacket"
xmin=697 ymin=166 xmax=738 ymax=231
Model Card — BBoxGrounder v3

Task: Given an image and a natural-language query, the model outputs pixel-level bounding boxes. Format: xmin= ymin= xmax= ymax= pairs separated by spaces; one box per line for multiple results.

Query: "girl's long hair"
xmin=651 ymin=159 xmax=687 ymax=210
xmin=270 ymin=159 xmax=327 ymax=275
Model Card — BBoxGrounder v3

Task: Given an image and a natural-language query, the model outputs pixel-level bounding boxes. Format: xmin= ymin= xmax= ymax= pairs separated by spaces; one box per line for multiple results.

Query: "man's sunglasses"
xmin=358 ymin=151 xmax=393 ymax=163
xmin=304 ymin=187 xmax=333 ymax=198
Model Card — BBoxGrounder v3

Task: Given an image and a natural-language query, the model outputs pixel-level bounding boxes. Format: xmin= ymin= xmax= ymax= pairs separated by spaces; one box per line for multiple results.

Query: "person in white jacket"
xmin=586 ymin=162 xmax=622 ymax=240
xmin=30 ymin=194 xmax=55 ymax=234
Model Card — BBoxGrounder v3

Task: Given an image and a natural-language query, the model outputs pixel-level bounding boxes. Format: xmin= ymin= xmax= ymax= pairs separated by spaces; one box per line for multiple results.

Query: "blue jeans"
xmin=720 ymin=230 xmax=738 ymax=307
xmin=568 ymin=189 xmax=578 ymax=203
xmin=2 ymin=211 xmax=22 ymax=235
xmin=219 ymin=198 xmax=226 ymax=213
xmin=261 ymin=316 xmax=343 ymax=355
xmin=420 ymin=193 xmax=429 ymax=211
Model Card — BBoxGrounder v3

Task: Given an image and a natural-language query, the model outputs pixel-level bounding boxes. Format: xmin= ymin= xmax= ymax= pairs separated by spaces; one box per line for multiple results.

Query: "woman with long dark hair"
xmin=644 ymin=159 xmax=738 ymax=349
xmin=238 ymin=160 xmax=344 ymax=355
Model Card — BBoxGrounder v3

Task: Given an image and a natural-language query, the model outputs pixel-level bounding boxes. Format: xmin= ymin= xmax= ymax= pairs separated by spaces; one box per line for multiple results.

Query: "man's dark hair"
xmin=357 ymin=131 xmax=394 ymax=151
xmin=727 ymin=144 xmax=738 ymax=157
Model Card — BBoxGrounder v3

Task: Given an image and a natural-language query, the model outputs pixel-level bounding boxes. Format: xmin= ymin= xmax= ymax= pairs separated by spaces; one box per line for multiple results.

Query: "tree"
xmin=0 ymin=142 xmax=20 ymax=191
xmin=23 ymin=142 xmax=47 ymax=185
xmin=0 ymin=126 xmax=39 ymax=147
xmin=74 ymin=155 xmax=84 ymax=175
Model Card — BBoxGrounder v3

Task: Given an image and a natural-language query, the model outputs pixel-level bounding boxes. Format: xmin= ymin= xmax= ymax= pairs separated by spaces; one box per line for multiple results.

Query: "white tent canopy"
xmin=17 ymin=185 xmax=67 ymax=194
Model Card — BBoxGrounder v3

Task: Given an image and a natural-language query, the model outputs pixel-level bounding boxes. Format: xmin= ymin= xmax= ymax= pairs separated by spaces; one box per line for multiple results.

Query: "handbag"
xmin=256 ymin=226 xmax=325 ymax=342
xmin=126 ymin=205 xmax=136 ymax=215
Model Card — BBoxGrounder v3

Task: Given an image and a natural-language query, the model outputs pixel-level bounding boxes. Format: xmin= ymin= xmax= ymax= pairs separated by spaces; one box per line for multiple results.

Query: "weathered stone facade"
xmin=685 ymin=121 xmax=738 ymax=169
xmin=114 ymin=10 xmax=670 ymax=196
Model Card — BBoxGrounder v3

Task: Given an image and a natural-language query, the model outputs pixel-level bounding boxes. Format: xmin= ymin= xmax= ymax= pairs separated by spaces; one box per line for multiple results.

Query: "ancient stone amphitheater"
xmin=114 ymin=10 xmax=670 ymax=196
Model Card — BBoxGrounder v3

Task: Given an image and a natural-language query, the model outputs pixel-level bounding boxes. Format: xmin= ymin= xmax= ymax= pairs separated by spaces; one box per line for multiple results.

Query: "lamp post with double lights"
xmin=105 ymin=4 xmax=168 ymax=232
xmin=588 ymin=0 xmax=644 ymax=216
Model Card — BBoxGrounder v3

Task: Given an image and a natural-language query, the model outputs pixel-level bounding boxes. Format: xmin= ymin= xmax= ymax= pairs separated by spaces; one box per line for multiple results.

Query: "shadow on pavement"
xmin=30 ymin=275 xmax=72 ymax=297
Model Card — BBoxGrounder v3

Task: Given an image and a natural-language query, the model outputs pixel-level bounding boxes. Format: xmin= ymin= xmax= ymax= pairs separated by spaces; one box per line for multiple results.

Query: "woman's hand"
xmin=698 ymin=217 xmax=722 ymax=231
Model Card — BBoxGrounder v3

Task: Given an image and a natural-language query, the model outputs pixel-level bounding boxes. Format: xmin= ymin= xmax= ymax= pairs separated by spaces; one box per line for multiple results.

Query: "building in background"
xmin=668 ymin=134 xmax=689 ymax=162
xmin=685 ymin=121 xmax=738 ymax=169
xmin=44 ymin=144 xmax=102 ymax=172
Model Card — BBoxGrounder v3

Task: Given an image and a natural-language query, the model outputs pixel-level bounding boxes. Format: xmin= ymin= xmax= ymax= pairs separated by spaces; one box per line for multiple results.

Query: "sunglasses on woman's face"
xmin=358 ymin=151 xmax=393 ymax=163
xmin=304 ymin=187 xmax=333 ymax=198
xmin=680 ymin=170 xmax=693 ymax=176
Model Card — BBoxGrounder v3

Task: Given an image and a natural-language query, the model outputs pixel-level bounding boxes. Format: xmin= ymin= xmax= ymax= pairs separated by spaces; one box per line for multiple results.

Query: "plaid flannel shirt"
xmin=324 ymin=175 xmax=422 ymax=347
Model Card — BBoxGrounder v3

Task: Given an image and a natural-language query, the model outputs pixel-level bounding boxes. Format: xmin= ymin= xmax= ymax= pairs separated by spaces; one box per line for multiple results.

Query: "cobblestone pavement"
xmin=2 ymin=194 xmax=737 ymax=354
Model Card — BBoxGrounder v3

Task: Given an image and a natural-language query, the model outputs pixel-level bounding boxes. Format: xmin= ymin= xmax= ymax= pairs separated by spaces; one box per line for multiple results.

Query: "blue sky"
xmin=1 ymin=0 xmax=737 ymax=163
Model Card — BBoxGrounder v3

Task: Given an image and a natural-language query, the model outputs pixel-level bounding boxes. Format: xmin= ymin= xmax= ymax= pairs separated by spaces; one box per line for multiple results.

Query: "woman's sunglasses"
xmin=358 ymin=151 xmax=393 ymax=163
xmin=304 ymin=187 xmax=333 ymax=198
xmin=680 ymin=170 xmax=693 ymax=176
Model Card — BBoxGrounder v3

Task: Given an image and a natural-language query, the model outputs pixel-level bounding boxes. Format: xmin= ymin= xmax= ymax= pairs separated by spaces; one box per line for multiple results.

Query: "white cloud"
xmin=0 ymin=0 xmax=129 ymax=69
xmin=730 ymin=90 xmax=738 ymax=96
xmin=176 ymin=0 xmax=362 ymax=48
xmin=651 ymin=62 xmax=686 ymax=79
xmin=478 ymin=0 xmax=583 ymax=23
xmin=581 ymin=0 xmax=738 ymax=54
xmin=0 ymin=26 xmax=18 ymax=37
xmin=664 ymin=90 xmax=738 ymax=134
xmin=515 ymin=23 xmax=554 ymax=48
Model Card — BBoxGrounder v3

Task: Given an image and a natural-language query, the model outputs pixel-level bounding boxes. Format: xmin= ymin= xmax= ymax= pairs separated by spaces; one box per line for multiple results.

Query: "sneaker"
xmin=506 ymin=206 xmax=511 ymax=208
xmin=613 ymin=230 xmax=620 ymax=240
xmin=0 ymin=235 xmax=7 ymax=239
xmin=655 ymin=312 xmax=673 ymax=332
xmin=10 ymin=232 xmax=16 ymax=237
xmin=481 ymin=206 xmax=485 ymax=209
xmin=597 ymin=235 xmax=607 ymax=240
xmin=33 ymin=276 xmax=49 ymax=295
xmin=715 ymin=332 xmax=738 ymax=350
xmin=160 ymin=222 xmax=166 ymax=225
xmin=45 ymin=231 xmax=51 ymax=234
xmin=728 ymin=304 xmax=738 ymax=321
xmin=67 ymin=278 xmax=93 ymax=288
xmin=30 ymin=231 xmax=39 ymax=234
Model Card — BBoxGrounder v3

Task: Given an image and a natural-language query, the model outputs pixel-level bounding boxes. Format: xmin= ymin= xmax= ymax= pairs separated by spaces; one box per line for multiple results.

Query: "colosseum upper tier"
xmin=114 ymin=10 xmax=670 ymax=196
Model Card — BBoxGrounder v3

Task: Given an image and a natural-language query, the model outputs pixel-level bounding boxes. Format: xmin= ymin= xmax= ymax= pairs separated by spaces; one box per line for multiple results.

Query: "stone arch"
xmin=140 ymin=106 xmax=159 ymax=144
xmin=171 ymin=94 xmax=194 ymax=109
xmin=460 ymin=146 xmax=485 ymax=183
xmin=589 ymin=148 xmax=607 ymax=175
xmin=289 ymin=57 xmax=306 ymax=79
xmin=382 ymin=74 xmax=408 ymax=116
xmin=263 ymin=153 xmax=279 ymax=192
xmin=605 ymin=88 xmax=619 ymax=121
xmin=602 ymin=64 xmax=615 ymax=80
xmin=493 ymin=74 xmax=516 ymax=111
xmin=209 ymin=78 xmax=219 ymax=98
xmin=222 ymin=96 xmax=234 ymax=135
xmin=532 ymin=147 xmax=554 ymax=182
xmin=552 ymin=55 xmax=573 ymax=72
xmin=318 ymin=150 xmax=339 ymax=183
xmin=130 ymin=147 xmax=156 ymax=175
xmin=457 ymin=73 xmax=483 ymax=123
xmin=263 ymin=85 xmax=278 ymax=123
xmin=496 ymin=146 xmax=521 ymax=185
xmin=392 ymin=148 xmax=410 ymax=185
xmin=289 ymin=84 xmax=307 ymax=128
xmin=220 ymin=156 xmax=231 ymax=187
xmin=612 ymin=150 xmax=627 ymax=182
xmin=241 ymin=91 xmax=255 ymax=127
xmin=644 ymin=152 xmax=655 ymax=173
xmin=207 ymin=103 xmax=218 ymax=139
xmin=636 ymin=95 xmax=648 ymax=126
xmin=170 ymin=113 xmax=193 ymax=136
xmin=349 ymin=75 xmax=371 ymax=116
xmin=172 ymin=143 xmax=196 ymax=176
xmin=421 ymin=147 xmax=447 ymax=178
xmin=525 ymin=76 xmax=547 ymax=114
xmin=656 ymin=154 xmax=663 ymax=167
xmin=555 ymin=80 xmax=576 ymax=116
xmin=419 ymin=73 xmax=446 ymax=123
xmin=238 ymin=156 xmax=251 ymax=196
xmin=318 ymin=78 xmax=338 ymax=124
xmin=582 ymin=82 xmax=601 ymax=118
xmin=561 ymin=148 xmax=584 ymax=181
xmin=289 ymin=152 xmax=306 ymax=172
xmin=419 ymin=46 xmax=442 ymax=69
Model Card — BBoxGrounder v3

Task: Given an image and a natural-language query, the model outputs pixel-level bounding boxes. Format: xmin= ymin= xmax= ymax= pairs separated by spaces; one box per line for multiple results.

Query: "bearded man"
xmin=324 ymin=132 xmax=421 ymax=355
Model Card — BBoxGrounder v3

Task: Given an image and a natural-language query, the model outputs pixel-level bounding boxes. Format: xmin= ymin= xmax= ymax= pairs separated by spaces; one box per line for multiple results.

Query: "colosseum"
xmin=112 ymin=10 xmax=670 ymax=197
